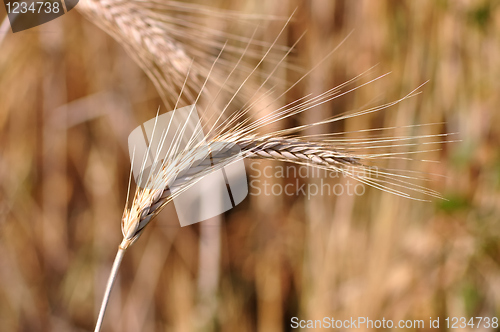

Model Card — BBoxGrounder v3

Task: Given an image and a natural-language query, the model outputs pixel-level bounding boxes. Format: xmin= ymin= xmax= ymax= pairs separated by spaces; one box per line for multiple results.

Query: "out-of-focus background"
xmin=1 ymin=0 xmax=499 ymax=331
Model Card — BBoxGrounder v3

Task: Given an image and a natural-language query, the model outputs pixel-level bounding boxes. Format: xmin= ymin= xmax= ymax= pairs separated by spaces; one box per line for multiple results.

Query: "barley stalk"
xmin=92 ymin=76 xmax=450 ymax=332
xmin=92 ymin=104 xmax=449 ymax=329
xmin=82 ymin=2 xmax=451 ymax=330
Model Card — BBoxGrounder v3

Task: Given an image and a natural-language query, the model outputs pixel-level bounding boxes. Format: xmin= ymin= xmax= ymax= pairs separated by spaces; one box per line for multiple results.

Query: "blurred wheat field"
xmin=1 ymin=0 xmax=500 ymax=331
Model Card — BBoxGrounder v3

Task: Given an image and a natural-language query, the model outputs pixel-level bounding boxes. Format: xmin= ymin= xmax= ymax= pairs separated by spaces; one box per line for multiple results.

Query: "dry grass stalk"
xmin=93 ymin=80 xmax=450 ymax=331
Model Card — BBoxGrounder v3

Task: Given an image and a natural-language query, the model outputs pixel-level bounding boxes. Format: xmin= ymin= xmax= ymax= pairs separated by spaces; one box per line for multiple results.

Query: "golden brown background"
xmin=0 ymin=0 xmax=499 ymax=331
